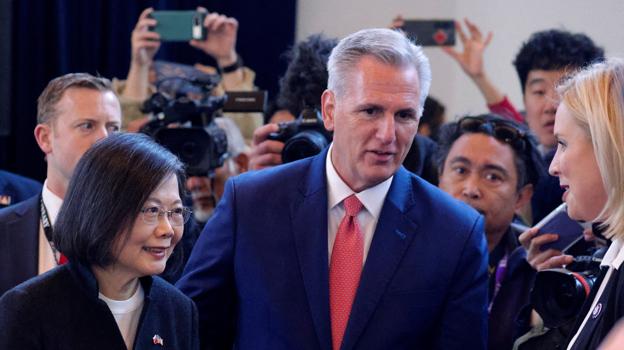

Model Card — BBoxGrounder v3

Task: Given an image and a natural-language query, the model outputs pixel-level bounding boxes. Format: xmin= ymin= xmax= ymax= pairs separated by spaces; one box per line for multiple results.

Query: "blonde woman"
xmin=546 ymin=59 xmax=624 ymax=349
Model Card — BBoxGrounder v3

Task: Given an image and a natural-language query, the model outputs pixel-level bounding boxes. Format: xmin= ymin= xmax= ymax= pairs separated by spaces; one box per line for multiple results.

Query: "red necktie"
xmin=330 ymin=194 xmax=364 ymax=350
xmin=58 ymin=253 xmax=68 ymax=265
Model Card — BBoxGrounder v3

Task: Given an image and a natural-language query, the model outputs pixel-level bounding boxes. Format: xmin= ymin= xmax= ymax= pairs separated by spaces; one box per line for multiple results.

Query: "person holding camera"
xmin=248 ymin=34 xmax=337 ymax=170
xmin=0 ymin=133 xmax=199 ymax=349
xmin=538 ymin=59 xmax=624 ymax=349
xmin=186 ymin=117 xmax=249 ymax=224
xmin=436 ymin=114 xmax=545 ymax=350
xmin=116 ymin=7 xmax=261 ymax=140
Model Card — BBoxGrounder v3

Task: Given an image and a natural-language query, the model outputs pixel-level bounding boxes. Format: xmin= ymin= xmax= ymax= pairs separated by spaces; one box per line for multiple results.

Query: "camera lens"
xmin=531 ymin=268 xmax=595 ymax=328
xmin=282 ymin=130 xmax=330 ymax=163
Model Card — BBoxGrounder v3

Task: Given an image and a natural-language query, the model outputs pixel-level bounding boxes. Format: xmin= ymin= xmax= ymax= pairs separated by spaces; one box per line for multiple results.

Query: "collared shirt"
xmin=325 ymin=144 xmax=393 ymax=265
xmin=567 ymin=238 xmax=624 ymax=349
xmin=38 ymin=180 xmax=64 ymax=274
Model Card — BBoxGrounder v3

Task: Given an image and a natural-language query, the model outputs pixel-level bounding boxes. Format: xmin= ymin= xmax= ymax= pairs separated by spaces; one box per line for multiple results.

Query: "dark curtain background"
xmin=0 ymin=0 xmax=296 ymax=180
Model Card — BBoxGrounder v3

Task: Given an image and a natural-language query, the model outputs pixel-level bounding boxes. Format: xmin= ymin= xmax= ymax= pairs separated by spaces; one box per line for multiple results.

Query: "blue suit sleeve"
xmin=435 ymin=215 xmax=489 ymax=350
xmin=176 ymin=178 xmax=238 ymax=350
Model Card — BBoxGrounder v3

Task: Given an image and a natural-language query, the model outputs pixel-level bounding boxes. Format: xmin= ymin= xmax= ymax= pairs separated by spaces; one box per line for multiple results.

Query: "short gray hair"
xmin=327 ymin=28 xmax=431 ymax=117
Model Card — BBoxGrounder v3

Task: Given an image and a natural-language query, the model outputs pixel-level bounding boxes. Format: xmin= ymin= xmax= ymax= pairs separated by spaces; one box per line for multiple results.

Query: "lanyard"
xmin=40 ymin=196 xmax=64 ymax=265
xmin=488 ymin=253 xmax=508 ymax=314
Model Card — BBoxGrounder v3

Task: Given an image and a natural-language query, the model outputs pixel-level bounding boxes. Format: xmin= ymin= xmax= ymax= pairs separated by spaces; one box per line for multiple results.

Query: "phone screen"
xmin=150 ymin=11 xmax=207 ymax=42
xmin=400 ymin=19 xmax=455 ymax=46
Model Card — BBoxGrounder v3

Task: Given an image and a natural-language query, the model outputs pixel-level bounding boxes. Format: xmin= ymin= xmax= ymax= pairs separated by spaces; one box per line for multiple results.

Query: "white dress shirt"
xmin=38 ymin=180 xmax=64 ymax=274
xmin=325 ymin=144 xmax=393 ymax=265
xmin=567 ymin=238 xmax=624 ymax=349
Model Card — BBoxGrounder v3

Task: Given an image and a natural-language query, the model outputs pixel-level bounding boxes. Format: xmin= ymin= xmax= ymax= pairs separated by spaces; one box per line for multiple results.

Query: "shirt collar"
xmin=325 ymin=143 xmax=393 ymax=219
xmin=42 ymin=179 xmax=64 ymax=225
xmin=601 ymin=238 xmax=624 ymax=270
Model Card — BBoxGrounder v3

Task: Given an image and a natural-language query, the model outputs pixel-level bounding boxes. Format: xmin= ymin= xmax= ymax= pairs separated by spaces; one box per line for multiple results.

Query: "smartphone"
xmin=150 ymin=11 xmax=207 ymax=42
xmin=400 ymin=19 xmax=455 ymax=46
xmin=535 ymin=203 xmax=584 ymax=252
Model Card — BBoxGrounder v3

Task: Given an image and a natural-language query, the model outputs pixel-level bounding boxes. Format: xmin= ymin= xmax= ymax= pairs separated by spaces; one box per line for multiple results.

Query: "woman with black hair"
xmin=0 ymin=133 xmax=198 ymax=349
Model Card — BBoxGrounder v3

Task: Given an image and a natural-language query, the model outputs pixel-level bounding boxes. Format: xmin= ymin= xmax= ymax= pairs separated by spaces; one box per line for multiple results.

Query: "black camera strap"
xmin=40 ymin=196 xmax=66 ymax=265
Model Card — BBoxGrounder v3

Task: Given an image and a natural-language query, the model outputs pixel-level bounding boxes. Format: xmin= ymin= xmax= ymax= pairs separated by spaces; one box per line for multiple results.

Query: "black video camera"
xmin=267 ymin=108 xmax=332 ymax=163
xmin=140 ymin=74 xmax=228 ymax=177
xmin=530 ymin=238 xmax=607 ymax=328
xmin=141 ymin=73 xmax=267 ymax=176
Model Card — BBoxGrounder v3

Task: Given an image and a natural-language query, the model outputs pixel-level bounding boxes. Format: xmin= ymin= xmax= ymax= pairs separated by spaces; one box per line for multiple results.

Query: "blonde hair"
xmin=557 ymin=58 xmax=624 ymax=239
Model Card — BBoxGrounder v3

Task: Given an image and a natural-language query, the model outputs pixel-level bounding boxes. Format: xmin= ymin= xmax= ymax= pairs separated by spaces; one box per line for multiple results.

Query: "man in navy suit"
xmin=0 ymin=170 xmax=41 ymax=209
xmin=0 ymin=73 xmax=122 ymax=296
xmin=177 ymin=28 xmax=489 ymax=349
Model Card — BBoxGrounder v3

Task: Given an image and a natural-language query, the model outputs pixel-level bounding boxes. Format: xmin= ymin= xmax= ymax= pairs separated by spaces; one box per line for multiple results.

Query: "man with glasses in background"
xmin=436 ymin=114 xmax=545 ymax=349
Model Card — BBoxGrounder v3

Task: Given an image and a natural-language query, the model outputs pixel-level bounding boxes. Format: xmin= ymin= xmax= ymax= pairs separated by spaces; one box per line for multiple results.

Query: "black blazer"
xmin=0 ymin=195 xmax=40 ymax=296
xmin=0 ymin=261 xmax=199 ymax=350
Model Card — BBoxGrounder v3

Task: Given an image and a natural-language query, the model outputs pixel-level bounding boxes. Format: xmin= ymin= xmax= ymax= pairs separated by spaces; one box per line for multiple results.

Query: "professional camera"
xmin=140 ymin=74 xmax=228 ymax=177
xmin=267 ymin=108 xmax=332 ymax=163
xmin=140 ymin=63 xmax=267 ymax=176
xmin=530 ymin=238 xmax=607 ymax=328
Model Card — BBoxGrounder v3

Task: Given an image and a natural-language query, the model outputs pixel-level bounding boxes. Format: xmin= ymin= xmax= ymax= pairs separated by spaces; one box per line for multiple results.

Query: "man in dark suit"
xmin=0 ymin=73 xmax=122 ymax=296
xmin=177 ymin=28 xmax=489 ymax=349
xmin=0 ymin=170 xmax=41 ymax=209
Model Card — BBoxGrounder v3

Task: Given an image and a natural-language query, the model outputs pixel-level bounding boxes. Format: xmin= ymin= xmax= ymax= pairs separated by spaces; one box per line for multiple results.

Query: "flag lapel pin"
xmin=152 ymin=334 xmax=164 ymax=346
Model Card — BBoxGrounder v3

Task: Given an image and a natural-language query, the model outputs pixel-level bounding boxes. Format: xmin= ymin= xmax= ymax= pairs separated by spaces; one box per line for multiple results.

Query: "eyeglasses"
xmin=140 ymin=206 xmax=192 ymax=226
xmin=456 ymin=116 xmax=528 ymax=151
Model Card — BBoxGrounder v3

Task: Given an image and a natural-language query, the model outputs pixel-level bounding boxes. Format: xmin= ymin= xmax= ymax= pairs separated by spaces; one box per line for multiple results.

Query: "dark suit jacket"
xmin=177 ymin=149 xmax=489 ymax=350
xmin=0 ymin=261 xmax=199 ymax=350
xmin=488 ymin=245 xmax=536 ymax=350
xmin=0 ymin=170 xmax=41 ymax=209
xmin=402 ymin=134 xmax=439 ymax=186
xmin=0 ymin=195 xmax=39 ymax=296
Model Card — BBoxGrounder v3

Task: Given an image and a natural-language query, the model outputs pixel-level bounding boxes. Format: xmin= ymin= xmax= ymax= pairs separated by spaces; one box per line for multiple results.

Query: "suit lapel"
xmin=290 ymin=150 xmax=332 ymax=350
xmin=1 ymin=195 xmax=40 ymax=290
xmin=341 ymin=168 xmax=419 ymax=350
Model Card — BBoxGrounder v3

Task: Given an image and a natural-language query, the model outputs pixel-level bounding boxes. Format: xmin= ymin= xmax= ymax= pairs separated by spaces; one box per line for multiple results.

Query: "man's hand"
xmin=124 ymin=8 xmax=160 ymax=102
xmin=131 ymin=8 xmax=161 ymax=67
xmin=390 ymin=15 xmax=404 ymax=29
xmin=249 ymin=124 xmax=284 ymax=170
xmin=442 ymin=19 xmax=492 ymax=80
xmin=519 ymin=227 xmax=574 ymax=271
xmin=439 ymin=18 xmax=505 ymax=106
xmin=190 ymin=8 xmax=239 ymax=67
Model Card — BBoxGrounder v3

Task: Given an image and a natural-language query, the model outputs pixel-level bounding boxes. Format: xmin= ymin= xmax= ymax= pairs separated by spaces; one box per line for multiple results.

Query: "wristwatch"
xmin=219 ymin=55 xmax=243 ymax=74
